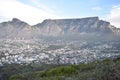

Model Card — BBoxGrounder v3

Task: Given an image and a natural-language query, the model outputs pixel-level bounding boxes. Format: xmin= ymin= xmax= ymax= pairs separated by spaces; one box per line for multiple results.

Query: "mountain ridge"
xmin=0 ymin=17 xmax=119 ymax=39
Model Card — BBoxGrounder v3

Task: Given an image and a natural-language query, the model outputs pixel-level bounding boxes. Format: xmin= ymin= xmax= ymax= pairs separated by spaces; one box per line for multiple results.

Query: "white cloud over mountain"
xmin=106 ymin=5 xmax=120 ymax=28
xmin=0 ymin=0 xmax=120 ymax=28
xmin=0 ymin=0 xmax=61 ymax=25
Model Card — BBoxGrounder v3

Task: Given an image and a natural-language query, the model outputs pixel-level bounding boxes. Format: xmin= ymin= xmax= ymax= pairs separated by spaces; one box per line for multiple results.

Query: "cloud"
xmin=0 ymin=0 xmax=61 ymax=25
xmin=91 ymin=6 xmax=102 ymax=11
xmin=30 ymin=0 xmax=56 ymax=14
xmin=106 ymin=5 xmax=120 ymax=28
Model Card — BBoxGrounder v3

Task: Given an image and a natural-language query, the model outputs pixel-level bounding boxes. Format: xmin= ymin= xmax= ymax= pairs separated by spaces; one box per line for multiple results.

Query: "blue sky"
xmin=0 ymin=0 xmax=120 ymax=27
xmin=20 ymin=0 xmax=119 ymax=18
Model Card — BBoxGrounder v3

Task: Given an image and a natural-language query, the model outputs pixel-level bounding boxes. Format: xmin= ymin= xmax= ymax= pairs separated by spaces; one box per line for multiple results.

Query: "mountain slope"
xmin=0 ymin=17 xmax=118 ymax=38
xmin=34 ymin=17 xmax=114 ymax=36
xmin=0 ymin=18 xmax=33 ymax=39
xmin=9 ymin=56 xmax=120 ymax=80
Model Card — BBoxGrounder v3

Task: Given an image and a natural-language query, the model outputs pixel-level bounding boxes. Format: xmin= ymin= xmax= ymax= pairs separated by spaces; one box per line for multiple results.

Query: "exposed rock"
xmin=0 ymin=17 xmax=119 ymax=38
xmin=34 ymin=17 xmax=115 ymax=36
xmin=0 ymin=18 xmax=33 ymax=39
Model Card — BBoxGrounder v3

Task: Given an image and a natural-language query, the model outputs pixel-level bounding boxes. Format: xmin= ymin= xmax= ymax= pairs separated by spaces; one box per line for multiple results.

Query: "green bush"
xmin=4 ymin=56 xmax=120 ymax=80
xmin=10 ymin=75 xmax=25 ymax=80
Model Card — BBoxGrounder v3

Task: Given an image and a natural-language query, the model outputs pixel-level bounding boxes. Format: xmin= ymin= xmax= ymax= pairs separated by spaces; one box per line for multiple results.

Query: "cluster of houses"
xmin=0 ymin=39 xmax=120 ymax=66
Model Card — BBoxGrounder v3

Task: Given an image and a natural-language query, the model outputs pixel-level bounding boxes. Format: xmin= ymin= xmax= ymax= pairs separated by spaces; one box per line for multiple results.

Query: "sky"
xmin=0 ymin=0 xmax=120 ymax=28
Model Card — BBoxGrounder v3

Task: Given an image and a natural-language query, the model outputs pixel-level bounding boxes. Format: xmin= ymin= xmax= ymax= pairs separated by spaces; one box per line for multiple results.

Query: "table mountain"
xmin=0 ymin=17 xmax=119 ymax=39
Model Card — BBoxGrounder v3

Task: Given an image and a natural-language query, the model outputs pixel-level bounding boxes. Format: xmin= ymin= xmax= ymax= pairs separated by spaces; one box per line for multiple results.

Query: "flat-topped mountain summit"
xmin=34 ymin=17 xmax=114 ymax=35
xmin=0 ymin=17 xmax=119 ymax=39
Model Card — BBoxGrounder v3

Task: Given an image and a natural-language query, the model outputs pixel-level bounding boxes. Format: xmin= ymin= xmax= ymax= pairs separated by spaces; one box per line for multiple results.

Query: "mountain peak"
xmin=78 ymin=16 xmax=99 ymax=20
xmin=34 ymin=16 xmax=112 ymax=34
xmin=0 ymin=16 xmax=119 ymax=38
xmin=11 ymin=18 xmax=29 ymax=26
xmin=43 ymin=17 xmax=99 ymax=21
xmin=12 ymin=18 xmax=21 ymax=22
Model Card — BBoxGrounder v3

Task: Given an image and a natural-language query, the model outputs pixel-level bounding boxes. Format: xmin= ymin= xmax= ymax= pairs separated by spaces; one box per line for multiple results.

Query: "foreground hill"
xmin=3 ymin=56 xmax=120 ymax=80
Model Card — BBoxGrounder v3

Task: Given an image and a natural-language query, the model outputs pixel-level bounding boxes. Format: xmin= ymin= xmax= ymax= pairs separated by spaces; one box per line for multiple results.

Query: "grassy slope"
xmin=9 ymin=57 xmax=120 ymax=80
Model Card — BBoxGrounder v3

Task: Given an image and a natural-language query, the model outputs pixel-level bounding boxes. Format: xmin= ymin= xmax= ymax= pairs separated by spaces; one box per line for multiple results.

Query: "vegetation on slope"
xmin=9 ymin=57 xmax=120 ymax=80
xmin=0 ymin=63 xmax=66 ymax=80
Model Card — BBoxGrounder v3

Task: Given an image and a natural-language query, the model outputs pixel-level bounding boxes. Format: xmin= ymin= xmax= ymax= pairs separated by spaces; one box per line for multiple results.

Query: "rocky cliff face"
xmin=0 ymin=17 xmax=118 ymax=39
xmin=0 ymin=18 xmax=33 ymax=39
xmin=34 ymin=17 xmax=114 ymax=36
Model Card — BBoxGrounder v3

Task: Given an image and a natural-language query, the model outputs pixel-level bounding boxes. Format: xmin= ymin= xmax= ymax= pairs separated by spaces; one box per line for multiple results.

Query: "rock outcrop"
xmin=0 ymin=17 xmax=119 ymax=39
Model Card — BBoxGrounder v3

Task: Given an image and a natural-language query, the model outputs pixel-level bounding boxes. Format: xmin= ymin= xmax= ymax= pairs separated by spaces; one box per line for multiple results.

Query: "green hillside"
xmin=9 ymin=57 xmax=120 ymax=80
